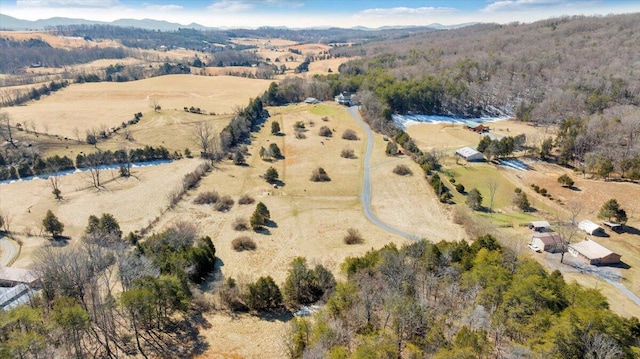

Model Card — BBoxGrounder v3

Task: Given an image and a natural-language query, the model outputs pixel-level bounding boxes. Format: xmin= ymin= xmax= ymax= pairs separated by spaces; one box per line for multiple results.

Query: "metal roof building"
xmin=569 ymin=238 xmax=621 ymax=265
xmin=455 ymin=147 xmax=484 ymax=162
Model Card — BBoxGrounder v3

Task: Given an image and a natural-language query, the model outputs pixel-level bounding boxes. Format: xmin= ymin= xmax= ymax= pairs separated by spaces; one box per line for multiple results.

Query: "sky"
xmin=0 ymin=0 xmax=638 ymax=28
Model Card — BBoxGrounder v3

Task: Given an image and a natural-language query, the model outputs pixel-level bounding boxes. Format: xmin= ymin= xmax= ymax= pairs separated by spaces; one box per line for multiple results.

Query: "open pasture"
xmin=1 ymin=75 xmax=272 ymax=139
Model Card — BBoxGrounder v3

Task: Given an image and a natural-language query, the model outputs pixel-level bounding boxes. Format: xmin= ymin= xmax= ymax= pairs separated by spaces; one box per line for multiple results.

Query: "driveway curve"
xmin=347 ymin=106 xmax=420 ymax=241
xmin=0 ymin=235 xmax=19 ymax=267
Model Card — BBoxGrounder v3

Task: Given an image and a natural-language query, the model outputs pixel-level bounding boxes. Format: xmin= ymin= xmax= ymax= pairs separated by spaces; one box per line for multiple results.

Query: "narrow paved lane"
xmin=0 ymin=236 xmax=18 ymax=267
xmin=347 ymin=106 xmax=420 ymax=241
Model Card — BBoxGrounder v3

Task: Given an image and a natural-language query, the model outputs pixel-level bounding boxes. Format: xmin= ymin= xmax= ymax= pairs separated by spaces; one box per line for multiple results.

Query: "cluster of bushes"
xmin=183 ymin=106 xmax=212 ymax=115
xmin=310 ymin=167 xmax=331 ymax=182
xmin=429 ymin=173 xmax=452 ymax=203
xmin=340 ymin=147 xmax=356 ymax=159
xmin=343 ymin=228 xmax=364 ymax=245
xmin=392 ymin=164 xmax=412 ymax=176
xmin=514 ymin=188 xmax=531 ymax=211
xmin=530 ymin=183 xmax=553 ymax=199
xmin=139 ymin=222 xmax=216 ymax=284
xmin=232 ymin=236 xmax=256 ymax=251
xmin=221 ymin=257 xmax=335 ymax=314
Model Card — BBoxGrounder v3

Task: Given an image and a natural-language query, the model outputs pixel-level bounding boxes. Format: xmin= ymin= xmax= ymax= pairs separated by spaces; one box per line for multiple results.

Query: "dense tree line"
xmin=0 ymin=146 xmax=171 ymax=181
xmin=286 ymin=238 xmax=640 ymax=358
xmin=0 ymin=36 xmax=130 ymax=74
xmin=219 ymin=97 xmax=268 ymax=152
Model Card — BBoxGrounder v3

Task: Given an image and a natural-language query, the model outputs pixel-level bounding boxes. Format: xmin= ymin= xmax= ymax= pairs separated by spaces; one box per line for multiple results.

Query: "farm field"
xmin=2 ymin=75 xmax=272 ymax=139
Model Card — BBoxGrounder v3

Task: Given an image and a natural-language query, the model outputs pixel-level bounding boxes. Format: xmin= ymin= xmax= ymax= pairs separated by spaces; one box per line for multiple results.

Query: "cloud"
xmin=482 ymin=0 xmax=569 ymax=12
xmin=356 ymin=6 xmax=457 ymax=18
xmin=143 ymin=3 xmax=184 ymax=12
xmin=16 ymin=0 xmax=119 ymax=7
xmin=207 ymin=0 xmax=254 ymax=13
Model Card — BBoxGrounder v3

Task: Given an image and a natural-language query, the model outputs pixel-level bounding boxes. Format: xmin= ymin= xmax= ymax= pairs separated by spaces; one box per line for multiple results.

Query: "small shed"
xmin=578 ymin=220 xmax=605 ymax=235
xmin=603 ymin=221 xmax=624 ymax=233
xmin=455 ymin=147 xmax=484 ymax=162
xmin=531 ymin=233 xmax=563 ymax=253
xmin=528 ymin=221 xmax=551 ymax=232
xmin=569 ymin=238 xmax=621 ymax=265
xmin=465 ymin=121 xmax=489 ymax=133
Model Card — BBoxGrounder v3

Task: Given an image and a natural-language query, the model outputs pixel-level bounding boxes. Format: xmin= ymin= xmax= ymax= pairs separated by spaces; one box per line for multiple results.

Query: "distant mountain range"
xmin=0 ymin=14 xmax=476 ymax=32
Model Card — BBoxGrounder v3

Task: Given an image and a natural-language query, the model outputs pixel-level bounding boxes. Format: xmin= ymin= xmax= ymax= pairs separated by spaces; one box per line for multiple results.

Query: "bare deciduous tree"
xmin=487 ymin=179 xmax=498 ymax=216
xmin=0 ymin=112 xmax=17 ymax=148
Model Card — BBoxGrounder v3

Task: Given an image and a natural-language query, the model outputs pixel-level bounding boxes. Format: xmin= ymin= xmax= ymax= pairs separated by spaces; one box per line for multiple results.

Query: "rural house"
xmin=455 ymin=147 xmax=484 ymax=162
xmin=0 ymin=267 xmax=39 ymax=287
xmin=530 ymin=233 xmax=563 ymax=253
xmin=0 ymin=267 xmax=40 ymax=311
xmin=464 ymin=121 xmax=489 ymax=133
xmin=568 ymin=238 xmax=621 ymax=265
xmin=334 ymin=92 xmax=352 ymax=106
xmin=528 ymin=221 xmax=552 ymax=232
xmin=578 ymin=220 xmax=605 ymax=235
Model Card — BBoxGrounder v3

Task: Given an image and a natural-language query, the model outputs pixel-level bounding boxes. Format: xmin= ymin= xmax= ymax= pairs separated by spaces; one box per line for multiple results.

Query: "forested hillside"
xmin=332 ymin=13 xmax=640 ymax=122
xmin=317 ymin=13 xmax=640 ymax=179
xmin=286 ymin=238 xmax=640 ymax=358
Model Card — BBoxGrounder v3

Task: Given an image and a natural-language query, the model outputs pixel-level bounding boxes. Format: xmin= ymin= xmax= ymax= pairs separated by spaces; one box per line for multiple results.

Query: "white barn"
xmin=578 ymin=220 xmax=605 ymax=235
xmin=455 ymin=147 xmax=484 ymax=162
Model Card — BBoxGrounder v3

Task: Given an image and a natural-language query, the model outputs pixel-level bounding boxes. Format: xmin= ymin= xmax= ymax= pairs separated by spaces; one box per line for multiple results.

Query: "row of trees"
xmin=285 ymin=238 xmax=640 ymax=358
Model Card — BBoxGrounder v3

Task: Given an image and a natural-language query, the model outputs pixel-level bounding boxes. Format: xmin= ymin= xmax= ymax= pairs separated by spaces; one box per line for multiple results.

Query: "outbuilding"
xmin=568 ymin=238 xmax=621 ymax=265
xmin=464 ymin=121 xmax=489 ymax=133
xmin=455 ymin=147 xmax=484 ymax=162
xmin=530 ymin=233 xmax=563 ymax=253
xmin=578 ymin=220 xmax=605 ymax=235
xmin=0 ymin=267 xmax=39 ymax=287
xmin=528 ymin=221 xmax=552 ymax=232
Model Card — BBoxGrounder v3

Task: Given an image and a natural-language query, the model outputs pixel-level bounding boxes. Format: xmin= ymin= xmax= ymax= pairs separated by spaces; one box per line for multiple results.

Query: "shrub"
xmin=466 ymin=188 xmax=483 ymax=210
xmin=342 ymin=129 xmax=358 ymax=140
xmin=318 ymin=126 xmax=332 ymax=137
xmin=214 ymin=195 xmax=234 ymax=212
xmin=264 ymin=167 xmax=279 ymax=183
xmin=271 ymin=121 xmax=281 ymax=135
xmin=341 ymin=147 xmax=356 ymax=159
xmin=393 ymin=164 xmax=413 ymax=176
xmin=385 ymin=141 xmax=399 ymax=156
xmin=238 ymin=194 xmax=255 ymax=205
xmin=233 ymin=150 xmax=245 ymax=165
xmin=321 ymin=116 xmax=329 ymax=122
xmin=269 ymin=143 xmax=282 ymax=158
xmin=455 ymin=183 xmax=465 ymax=193
xmin=193 ymin=190 xmax=220 ymax=205
xmin=513 ymin=191 xmax=531 ymax=211
xmin=558 ymin=174 xmax=574 ymax=188
xmin=294 ymin=121 xmax=305 ymax=130
xmin=232 ymin=236 xmax=256 ymax=251
xmin=539 ymin=188 xmax=548 ymax=196
xmin=295 ymin=129 xmax=306 ymax=139
xmin=233 ymin=217 xmax=249 ymax=231
xmin=310 ymin=167 xmax=331 ymax=182
xmin=344 ymin=228 xmax=364 ymax=245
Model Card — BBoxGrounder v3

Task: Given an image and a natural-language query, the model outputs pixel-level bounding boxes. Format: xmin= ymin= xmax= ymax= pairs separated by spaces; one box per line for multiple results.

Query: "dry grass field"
xmin=2 ymin=75 xmax=272 ymax=139
xmin=0 ymin=30 xmax=122 ymax=49
xmin=406 ymin=119 xmax=640 ymax=318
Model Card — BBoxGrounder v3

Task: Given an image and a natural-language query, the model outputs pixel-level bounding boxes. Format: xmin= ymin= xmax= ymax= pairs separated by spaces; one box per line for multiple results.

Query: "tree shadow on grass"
xmin=51 ymin=236 xmax=70 ymax=246
xmin=256 ymin=311 xmax=294 ymax=323
xmin=623 ymin=225 xmax=640 ymax=236
xmin=255 ymin=227 xmax=271 ymax=235
xmin=265 ymin=220 xmax=278 ymax=228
